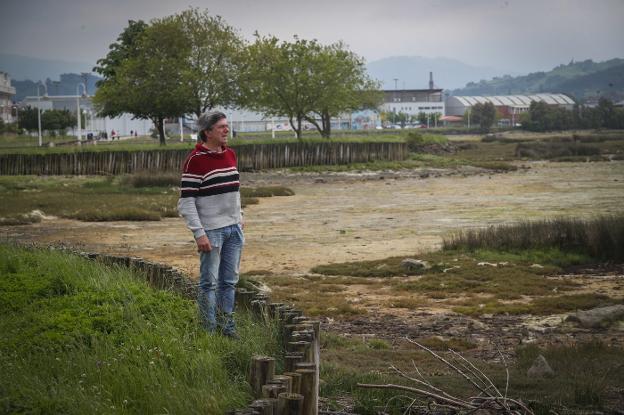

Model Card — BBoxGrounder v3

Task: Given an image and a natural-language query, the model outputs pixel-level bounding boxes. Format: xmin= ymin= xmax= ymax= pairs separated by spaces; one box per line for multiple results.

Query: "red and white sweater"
xmin=177 ymin=143 xmax=242 ymax=239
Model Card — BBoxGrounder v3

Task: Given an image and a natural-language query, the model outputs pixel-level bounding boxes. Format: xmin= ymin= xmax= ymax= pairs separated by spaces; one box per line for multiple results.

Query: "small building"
xmin=0 ymin=71 xmax=17 ymax=123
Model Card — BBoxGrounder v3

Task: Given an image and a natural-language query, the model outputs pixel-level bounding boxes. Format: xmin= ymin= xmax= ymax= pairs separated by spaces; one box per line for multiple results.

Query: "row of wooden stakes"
xmin=231 ymin=290 xmax=322 ymax=415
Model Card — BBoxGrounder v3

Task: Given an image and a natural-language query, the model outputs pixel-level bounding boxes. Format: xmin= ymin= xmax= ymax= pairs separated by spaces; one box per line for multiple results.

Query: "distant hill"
xmin=451 ymin=59 xmax=624 ymax=101
xmin=366 ymin=56 xmax=510 ymax=90
xmin=0 ymin=53 xmax=95 ymax=82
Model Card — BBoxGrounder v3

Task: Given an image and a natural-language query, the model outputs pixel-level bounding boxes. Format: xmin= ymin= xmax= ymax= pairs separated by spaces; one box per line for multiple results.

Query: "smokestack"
xmin=429 ymin=72 xmax=434 ymax=90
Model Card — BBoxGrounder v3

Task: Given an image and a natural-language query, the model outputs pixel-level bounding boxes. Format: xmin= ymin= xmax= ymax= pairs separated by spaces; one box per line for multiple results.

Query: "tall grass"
xmin=443 ymin=216 xmax=624 ymax=261
xmin=0 ymin=244 xmax=280 ymax=413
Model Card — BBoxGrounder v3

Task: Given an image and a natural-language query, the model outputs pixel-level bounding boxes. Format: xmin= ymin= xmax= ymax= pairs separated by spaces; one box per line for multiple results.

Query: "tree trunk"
xmin=321 ymin=111 xmax=331 ymax=139
xmin=156 ymin=117 xmax=166 ymax=146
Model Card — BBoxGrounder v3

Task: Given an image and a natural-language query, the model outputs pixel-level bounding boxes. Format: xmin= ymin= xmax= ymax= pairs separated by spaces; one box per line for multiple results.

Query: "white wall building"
xmin=0 ymin=72 xmax=17 ymax=123
xmin=379 ymin=88 xmax=445 ymax=118
xmin=22 ymin=95 xmax=152 ymax=137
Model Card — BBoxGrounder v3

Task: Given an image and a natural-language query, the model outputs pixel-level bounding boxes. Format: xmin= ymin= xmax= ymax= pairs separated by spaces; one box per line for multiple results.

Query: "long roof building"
xmin=446 ymin=93 xmax=575 ymax=116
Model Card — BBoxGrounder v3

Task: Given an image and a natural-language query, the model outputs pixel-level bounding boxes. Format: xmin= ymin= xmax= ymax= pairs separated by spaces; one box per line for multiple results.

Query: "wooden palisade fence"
xmin=0 ymin=142 xmax=407 ymax=175
xmin=63 ymin=248 xmax=321 ymax=415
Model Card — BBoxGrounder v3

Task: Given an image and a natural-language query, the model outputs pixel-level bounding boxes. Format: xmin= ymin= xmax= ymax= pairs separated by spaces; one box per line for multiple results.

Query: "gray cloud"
xmin=1 ymin=0 xmax=623 ymax=74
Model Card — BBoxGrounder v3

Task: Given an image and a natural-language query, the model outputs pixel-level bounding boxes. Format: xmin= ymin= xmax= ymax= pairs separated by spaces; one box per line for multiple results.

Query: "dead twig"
xmin=355 ymin=337 xmax=535 ymax=415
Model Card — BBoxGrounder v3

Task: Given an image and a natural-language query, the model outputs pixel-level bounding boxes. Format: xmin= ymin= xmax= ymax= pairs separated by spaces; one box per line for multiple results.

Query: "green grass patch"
xmin=451 ymin=293 xmax=622 ymax=316
xmin=0 ymin=211 xmax=42 ymax=226
xmin=240 ymin=186 xmax=295 ymax=198
xmin=0 ymin=175 xmax=294 ymax=222
xmin=512 ymin=342 xmax=624 ymax=411
xmin=516 ymin=141 xmax=602 ymax=159
xmin=0 ymin=244 xmax=280 ymax=413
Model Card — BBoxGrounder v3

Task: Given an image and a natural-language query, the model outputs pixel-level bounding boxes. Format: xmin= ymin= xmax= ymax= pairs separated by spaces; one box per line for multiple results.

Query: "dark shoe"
xmin=222 ymin=331 xmax=240 ymax=340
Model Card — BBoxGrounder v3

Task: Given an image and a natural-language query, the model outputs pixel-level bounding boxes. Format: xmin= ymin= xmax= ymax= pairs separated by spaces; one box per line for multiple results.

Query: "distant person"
xmin=134 ymin=130 xmax=138 ymax=137
xmin=130 ymin=130 xmax=133 ymax=137
xmin=111 ymin=129 xmax=116 ymax=140
xmin=177 ymin=111 xmax=244 ymax=338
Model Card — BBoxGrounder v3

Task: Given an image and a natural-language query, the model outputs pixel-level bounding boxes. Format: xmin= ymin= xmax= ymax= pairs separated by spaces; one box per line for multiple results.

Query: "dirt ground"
xmin=5 ymin=161 xmax=622 ymax=275
xmin=3 ymin=161 xmax=624 ymax=352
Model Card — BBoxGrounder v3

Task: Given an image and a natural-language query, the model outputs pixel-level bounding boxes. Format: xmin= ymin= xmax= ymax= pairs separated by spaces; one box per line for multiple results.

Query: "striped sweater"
xmin=177 ymin=143 xmax=242 ymax=239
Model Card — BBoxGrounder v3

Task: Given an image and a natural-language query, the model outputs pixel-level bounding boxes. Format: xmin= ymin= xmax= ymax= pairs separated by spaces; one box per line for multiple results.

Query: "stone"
xmin=566 ymin=305 xmax=624 ymax=329
xmin=400 ymin=258 xmax=431 ymax=272
xmin=527 ymin=354 xmax=555 ymax=378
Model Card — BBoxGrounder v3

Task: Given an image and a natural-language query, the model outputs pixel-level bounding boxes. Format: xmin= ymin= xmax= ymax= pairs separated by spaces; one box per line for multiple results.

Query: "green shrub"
xmin=443 ymin=216 xmax=624 ymax=261
xmin=405 ymin=132 xmax=448 ymax=151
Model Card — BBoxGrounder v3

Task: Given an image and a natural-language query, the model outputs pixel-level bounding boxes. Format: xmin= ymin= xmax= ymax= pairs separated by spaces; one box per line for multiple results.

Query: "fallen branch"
xmin=355 ymin=337 xmax=535 ymax=415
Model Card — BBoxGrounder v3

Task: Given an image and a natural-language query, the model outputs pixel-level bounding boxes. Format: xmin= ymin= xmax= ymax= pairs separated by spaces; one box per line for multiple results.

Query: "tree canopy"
xmin=240 ymin=35 xmax=380 ymax=138
xmin=167 ymin=8 xmax=245 ymax=117
xmin=468 ymin=102 xmax=497 ymax=132
xmin=93 ymin=19 xmax=192 ymax=145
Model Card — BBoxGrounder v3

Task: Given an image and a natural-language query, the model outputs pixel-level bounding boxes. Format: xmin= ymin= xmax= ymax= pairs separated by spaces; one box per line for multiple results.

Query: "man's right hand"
xmin=196 ymin=235 xmax=212 ymax=252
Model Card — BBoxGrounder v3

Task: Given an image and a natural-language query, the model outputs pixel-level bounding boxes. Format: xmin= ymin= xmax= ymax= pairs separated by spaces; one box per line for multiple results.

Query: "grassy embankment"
xmin=247 ymin=217 xmax=624 ymax=413
xmin=0 ymin=244 xmax=281 ymax=413
xmin=0 ymin=173 xmax=293 ymax=225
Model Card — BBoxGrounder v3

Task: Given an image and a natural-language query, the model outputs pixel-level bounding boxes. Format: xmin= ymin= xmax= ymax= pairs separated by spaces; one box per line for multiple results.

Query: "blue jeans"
xmin=198 ymin=223 xmax=244 ymax=334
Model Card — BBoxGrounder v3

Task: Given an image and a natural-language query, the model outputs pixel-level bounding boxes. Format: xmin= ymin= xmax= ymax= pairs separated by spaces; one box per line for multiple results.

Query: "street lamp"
xmin=12 ymin=105 xmax=19 ymax=127
xmin=36 ymin=82 xmax=48 ymax=147
xmin=76 ymin=83 xmax=87 ymax=143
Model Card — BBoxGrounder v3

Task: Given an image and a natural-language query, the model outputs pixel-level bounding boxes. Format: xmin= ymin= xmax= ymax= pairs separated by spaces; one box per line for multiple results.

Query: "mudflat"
xmin=5 ymin=161 xmax=623 ymax=279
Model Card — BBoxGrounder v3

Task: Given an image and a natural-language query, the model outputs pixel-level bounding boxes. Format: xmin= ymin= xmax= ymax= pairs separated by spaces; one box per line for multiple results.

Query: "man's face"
xmin=205 ymin=118 xmax=229 ymax=146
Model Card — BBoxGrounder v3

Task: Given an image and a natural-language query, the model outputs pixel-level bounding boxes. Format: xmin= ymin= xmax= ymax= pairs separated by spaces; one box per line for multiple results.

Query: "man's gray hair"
xmin=197 ymin=111 xmax=227 ymax=141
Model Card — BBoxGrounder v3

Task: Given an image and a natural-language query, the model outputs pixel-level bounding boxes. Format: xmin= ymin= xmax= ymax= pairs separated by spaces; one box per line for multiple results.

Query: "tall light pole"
xmin=393 ymin=78 xmax=399 ymax=126
xmin=36 ymin=82 xmax=48 ymax=147
xmin=12 ymin=105 xmax=19 ymax=127
xmin=76 ymin=83 xmax=86 ymax=143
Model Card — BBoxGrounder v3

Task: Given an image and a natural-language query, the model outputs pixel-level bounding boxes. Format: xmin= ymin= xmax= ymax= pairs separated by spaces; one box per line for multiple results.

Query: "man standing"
xmin=178 ymin=111 xmax=244 ymax=338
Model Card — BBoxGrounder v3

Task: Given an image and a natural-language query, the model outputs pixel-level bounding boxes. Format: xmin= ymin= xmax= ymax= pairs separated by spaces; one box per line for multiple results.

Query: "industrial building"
xmin=445 ymin=93 xmax=576 ymax=125
xmin=379 ymin=73 xmax=445 ymax=118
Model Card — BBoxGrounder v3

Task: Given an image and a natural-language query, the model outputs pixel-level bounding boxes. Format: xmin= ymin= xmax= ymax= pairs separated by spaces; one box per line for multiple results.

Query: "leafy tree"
xmin=93 ymin=19 xmax=192 ymax=145
xmin=301 ymin=41 xmax=381 ymax=138
xmin=240 ymin=35 xmax=316 ymax=139
xmin=241 ymin=35 xmax=380 ymax=138
xmin=470 ymin=102 xmax=496 ymax=131
xmin=17 ymin=106 xmax=40 ymax=133
xmin=41 ymin=109 xmax=76 ymax=133
xmin=167 ymin=8 xmax=245 ymax=117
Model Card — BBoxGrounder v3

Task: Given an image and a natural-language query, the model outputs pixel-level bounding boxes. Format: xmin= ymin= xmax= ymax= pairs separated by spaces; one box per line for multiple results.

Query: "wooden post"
xmin=282 ymin=372 xmax=302 ymax=394
xmin=277 ymin=393 xmax=304 ymax=415
xmin=284 ymin=353 xmax=305 ymax=372
xmin=271 ymin=375 xmax=293 ymax=393
xmin=249 ymin=356 xmax=276 ymax=398
xmin=295 ymin=369 xmax=317 ymax=415
xmin=249 ymin=399 xmax=274 ymax=415
xmin=262 ymin=384 xmax=286 ymax=399
xmin=269 ymin=303 xmax=284 ymax=319
xmin=287 ymin=341 xmax=310 ymax=358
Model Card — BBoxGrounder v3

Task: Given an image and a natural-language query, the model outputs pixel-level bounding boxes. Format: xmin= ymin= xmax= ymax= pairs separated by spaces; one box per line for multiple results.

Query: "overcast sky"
xmin=2 ymin=0 xmax=623 ymax=74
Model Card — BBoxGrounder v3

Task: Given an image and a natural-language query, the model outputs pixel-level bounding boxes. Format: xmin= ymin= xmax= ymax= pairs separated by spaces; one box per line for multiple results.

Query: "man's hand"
xmin=196 ymin=235 xmax=212 ymax=252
